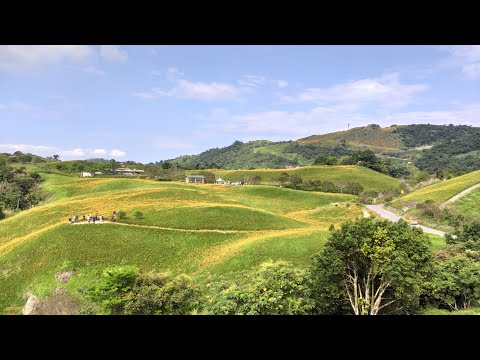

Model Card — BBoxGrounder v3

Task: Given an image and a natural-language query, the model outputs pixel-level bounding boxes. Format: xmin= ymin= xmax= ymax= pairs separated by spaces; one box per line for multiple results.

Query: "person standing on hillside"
xmin=82 ymin=214 xmax=86 ymax=222
xmin=68 ymin=217 xmax=72 ymax=224
xmin=74 ymin=214 xmax=78 ymax=223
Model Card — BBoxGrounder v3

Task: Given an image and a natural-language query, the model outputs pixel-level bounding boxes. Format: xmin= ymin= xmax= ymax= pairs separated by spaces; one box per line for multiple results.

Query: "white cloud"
xmin=282 ymin=73 xmax=428 ymax=109
xmin=0 ymin=144 xmax=58 ymax=154
xmin=134 ymin=79 xmax=240 ymax=101
xmin=110 ymin=149 xmax=127 ymax=158
xmin=93 ymin=148 xmax=107 ymax=156
xmin=61 ymin=148 xmax=86 ymax=157
xmin=152 ymin=136 xmax=195 ymax=150
xmin=238 ymin=75 xmax=266 ymax=88
xmin=462 ymin=63 xmax=480 ymax=80
xmin=84 ymin=65 xmax=105 ymax=75
xmin=198 ymin=102 xmax=480 ymax=141
xmin=0 ymin=144 xmax=127 ymax=160
xmin=0 ymin=45 xmax=95 ymax=72
xmin=276 ymin=80 xmax=288 ymax=88
xmin=99 ymin=45 xmax=128 ymax=62
xmin=439 ymin=46 xmax=480 ymax=80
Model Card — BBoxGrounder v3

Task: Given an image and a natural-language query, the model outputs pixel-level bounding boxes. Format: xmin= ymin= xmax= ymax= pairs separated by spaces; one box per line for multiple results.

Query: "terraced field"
xmin=0 ymin=175 xmax=360 ymax=313
xmin=188 ymin=165 xmax=401 ymax=192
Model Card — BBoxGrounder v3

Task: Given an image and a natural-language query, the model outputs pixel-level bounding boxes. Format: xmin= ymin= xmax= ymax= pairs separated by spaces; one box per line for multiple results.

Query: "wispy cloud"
xmin=99 ymin=45 xmax=128 ymax=63
xmin=238 ymin=74 xmax=266 ymax=88
xmin=134 ymin=79 xmax=240 ymax=101
xmin=0 ymin=45 xmax=128 ymax=73
xmin=0 ymin=144 xmax=127 ymax=160
xmin=276 ymin=80 xmax=288 ymax=88
xmin=166 ymin=67 xmax=185 ymax=81
xmin=110 ymin=149 xmax=127 ymax=158
xmin=197 ymin=102 xmax=480 ymax=141
xmin=83 ymin=65 xmax=105 ymax=75
xmin=439 ymin=45 xmax=480 ymax=79
xmin=281 ymin=73 xmax=428 ymax=109
xmin=93 ymin=149 xmax=107 ymax=156
xmin=0 ymin=45 xmax=95 ymax=72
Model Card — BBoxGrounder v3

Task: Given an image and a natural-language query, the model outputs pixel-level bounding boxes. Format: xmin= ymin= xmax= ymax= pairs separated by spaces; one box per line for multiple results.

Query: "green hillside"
xmin=298 ymin=124 xmax=404 ymax=152
xmin=188 ymin=165 xmax=402 ymax=192
xmin=0 ymin=174 xmax=360 ymax=313
xmin=454 ymin=186 xmax=480 ymax=220
xmin=392 ymin=170 xmax=480 ymax=207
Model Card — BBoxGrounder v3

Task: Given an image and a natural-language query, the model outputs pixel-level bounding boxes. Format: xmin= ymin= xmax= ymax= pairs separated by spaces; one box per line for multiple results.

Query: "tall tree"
xmin=311 ymin=218 xmax=432 ymax=315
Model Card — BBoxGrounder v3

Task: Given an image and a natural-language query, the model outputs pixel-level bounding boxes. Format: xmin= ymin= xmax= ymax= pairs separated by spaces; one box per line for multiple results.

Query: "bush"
xmin=134 ymin=211 xmax=143 ymax=219
xmin=117 ymin=210 xmax=127 ymax=220
xmin=85 ymin=266 xmax=139 ymax=314
xmin=203 ymin=261 xmax=315 ymax=315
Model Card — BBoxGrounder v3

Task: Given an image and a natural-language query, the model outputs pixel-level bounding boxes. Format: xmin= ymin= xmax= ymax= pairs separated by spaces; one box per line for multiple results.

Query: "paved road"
xmin=365 ymin=204 xmax=447 ymax=237
xmin=442 ymin=182 xmax=480 ymax=207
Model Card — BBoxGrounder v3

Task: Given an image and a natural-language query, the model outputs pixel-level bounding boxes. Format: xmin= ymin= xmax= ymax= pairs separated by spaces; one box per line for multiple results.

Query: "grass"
xmin=0 ymin=174 xmax=362 ymax=313
xmin=253 ymin=143 xmax=310 ymax=165
xmin=420 ymin=307 xmax=480 ymax=315
xmin=454 ymin=186 xmax=480 ymax=220
xmin=392 ymin=170 xmax=480 ymax=207
xmin=428 ymin=233 xmax=447 ymax=250
xmin=190 ymin=165 xmax=401 ymax=192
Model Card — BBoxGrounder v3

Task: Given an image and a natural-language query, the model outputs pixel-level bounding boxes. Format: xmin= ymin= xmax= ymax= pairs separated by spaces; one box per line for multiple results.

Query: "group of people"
xmin=68 ymin=210 xmax=117 ymax=224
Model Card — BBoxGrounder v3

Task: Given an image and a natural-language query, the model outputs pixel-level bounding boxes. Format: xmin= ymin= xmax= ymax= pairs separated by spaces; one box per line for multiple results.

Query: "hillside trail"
xmin=365 ymin=204 xmax=447 ymax=237
xmin=441 ymin=182 xmax=480 ymax=208
xmin=70 ymin=220 xmax=264 ymax=234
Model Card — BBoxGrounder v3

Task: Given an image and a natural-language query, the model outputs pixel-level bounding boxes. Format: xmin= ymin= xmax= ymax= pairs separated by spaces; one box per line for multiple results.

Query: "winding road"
xmin=365 ymin=204 xmax=447 ymax=237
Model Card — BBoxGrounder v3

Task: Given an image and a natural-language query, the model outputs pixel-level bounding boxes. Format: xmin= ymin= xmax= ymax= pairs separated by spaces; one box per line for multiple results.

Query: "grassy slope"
xmin=193 ymin=166 xmax=401 ymax=192
xmin=297 ymin=125 xmax=404 ymax=152
xmin=253 ymin=143 xmax=310 ymax=165
xmin=454 ymin=186 xmax=480 ymax=220
xmin=392 ymin=170 xmax=480 ymax=207
xmin=0 ymin=175 xmax=361 ymax=312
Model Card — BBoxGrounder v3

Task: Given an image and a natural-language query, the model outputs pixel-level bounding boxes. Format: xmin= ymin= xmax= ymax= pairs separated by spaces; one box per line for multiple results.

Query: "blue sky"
xmin=1 ymin=45 xmax=480 ymax=163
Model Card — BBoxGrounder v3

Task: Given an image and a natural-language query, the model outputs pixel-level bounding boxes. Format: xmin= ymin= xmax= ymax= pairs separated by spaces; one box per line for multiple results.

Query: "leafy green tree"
xmin=123 ymin=272 xmax=199 ymax=315
xmin=313 ymin=155 xmax=328 ymax=165
xmin=311 ymin=218 xmax=432 ymax=315
xmin=85 ymin=266 xmax=139 ymax=314
xmin=427 ymin=255 xmax=480 ymax=311
xmin=53 ymin=154 xmax=60 ymax=161
xmin=117 ymin=210 xmax=127 ymax=220
xmin=133 ymin=211 xmax=143 ymax=219
xmin=325 ymin=156 xmax=338 ymax=165
xmin=204 ymin=261 xmax=314 ymax=315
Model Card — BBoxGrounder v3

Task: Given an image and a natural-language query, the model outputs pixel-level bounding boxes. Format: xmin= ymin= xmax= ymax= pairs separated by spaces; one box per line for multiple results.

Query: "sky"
xmin=1 ymin=45 xmax=480 ymax=163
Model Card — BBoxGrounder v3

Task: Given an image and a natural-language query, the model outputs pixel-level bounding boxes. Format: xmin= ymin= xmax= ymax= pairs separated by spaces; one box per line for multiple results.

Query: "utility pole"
xmin=347 ymin=123 xmax=350 ymax=130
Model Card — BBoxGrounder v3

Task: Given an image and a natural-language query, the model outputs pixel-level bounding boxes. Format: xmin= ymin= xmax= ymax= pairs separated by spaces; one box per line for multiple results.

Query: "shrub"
xmin=134 ymin=211 xmax=143 ymax=219
xmin=117 ymin=210 xmax=127 ymax=220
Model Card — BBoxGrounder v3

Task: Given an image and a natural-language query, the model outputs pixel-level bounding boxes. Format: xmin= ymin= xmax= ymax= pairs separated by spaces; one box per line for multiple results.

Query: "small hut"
xmin=185 ymin=175 xmax=205 ymax=184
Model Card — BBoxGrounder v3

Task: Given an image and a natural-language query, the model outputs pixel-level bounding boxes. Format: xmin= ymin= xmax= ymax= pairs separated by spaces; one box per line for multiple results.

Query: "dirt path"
xmin=442 ymin=182 xmax=480 ymax=208
xmin=70 ymin=220 xmax=261 ymax=234
xmin=365 ymin=204 xmax=447 ymax=236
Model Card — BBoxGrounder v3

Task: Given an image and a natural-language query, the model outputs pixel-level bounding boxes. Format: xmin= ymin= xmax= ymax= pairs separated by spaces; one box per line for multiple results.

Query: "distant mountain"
xmin=167 ymin=124 xmax=480 ymax=174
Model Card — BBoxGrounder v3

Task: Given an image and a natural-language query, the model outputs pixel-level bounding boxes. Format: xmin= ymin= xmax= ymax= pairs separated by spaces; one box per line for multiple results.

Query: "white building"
xmin=81 ymin=172 xmax=93 ymax=177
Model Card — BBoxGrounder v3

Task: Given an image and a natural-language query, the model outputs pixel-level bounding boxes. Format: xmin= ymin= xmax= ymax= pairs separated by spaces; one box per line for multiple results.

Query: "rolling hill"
xmin=187 ymin=165 xmax=402 ymax=192
xmin=0 ymin=174 xmax=361 ymax=313
xmin=167 ymin=124 xmax=480 ymax=175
